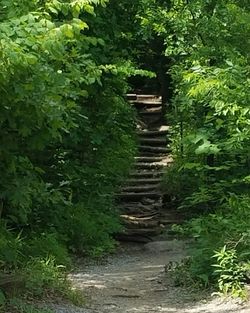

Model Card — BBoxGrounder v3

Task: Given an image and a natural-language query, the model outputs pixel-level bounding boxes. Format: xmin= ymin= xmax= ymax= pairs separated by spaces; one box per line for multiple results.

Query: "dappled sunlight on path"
xmin=63 ymin=241 xmax=250 ymax=313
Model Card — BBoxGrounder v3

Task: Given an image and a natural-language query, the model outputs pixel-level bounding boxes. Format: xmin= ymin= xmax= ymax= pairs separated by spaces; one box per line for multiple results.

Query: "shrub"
xmin=23 ymin=258 xmax=67 ymax=297
xmin=213 ymin=246 xmax=249 ymax=299
xmin=185 ymin=196 xmax=250 ymax=294
xmin=0 ymin=0 xmax=140 ymax=304
xmin=0 ymin=223 xmax=24 ymax=270
xmin=24 ymin=234 xmax=71 ymax=267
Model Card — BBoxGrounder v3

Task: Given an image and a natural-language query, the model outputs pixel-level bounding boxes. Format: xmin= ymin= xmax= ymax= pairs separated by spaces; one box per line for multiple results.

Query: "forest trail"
xmin=51 ymin=241 xmax=250 ymax=313
xmin=48 ymin=96 xmax=250 ymax=313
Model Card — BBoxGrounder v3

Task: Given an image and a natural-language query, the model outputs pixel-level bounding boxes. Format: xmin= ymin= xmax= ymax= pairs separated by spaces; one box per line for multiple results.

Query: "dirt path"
xmin=48 ymin=95 xmax=249 ymax=313
xmin=50 ymin=240 xmax=250 ymax=313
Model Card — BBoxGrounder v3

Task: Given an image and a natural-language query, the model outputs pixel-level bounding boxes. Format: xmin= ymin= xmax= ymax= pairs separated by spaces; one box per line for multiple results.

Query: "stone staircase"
xmin=116 ymin=94 xmax=182 ymax=243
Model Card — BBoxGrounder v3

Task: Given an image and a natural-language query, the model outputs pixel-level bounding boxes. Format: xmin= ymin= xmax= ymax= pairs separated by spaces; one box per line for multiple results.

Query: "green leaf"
xmin=195 ymin=140 xmax=220 ymax=155
xmin=60 ymin=24 xmax=74 ymax=38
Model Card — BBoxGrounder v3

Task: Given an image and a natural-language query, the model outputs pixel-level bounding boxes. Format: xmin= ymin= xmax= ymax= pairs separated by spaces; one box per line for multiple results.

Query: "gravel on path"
xmin=47 ymin=240 xmax=250 ymax=313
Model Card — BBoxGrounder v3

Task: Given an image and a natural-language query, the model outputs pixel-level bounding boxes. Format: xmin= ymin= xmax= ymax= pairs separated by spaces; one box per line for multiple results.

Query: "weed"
xmin=212 ymin=246 xmax=249 ymax=299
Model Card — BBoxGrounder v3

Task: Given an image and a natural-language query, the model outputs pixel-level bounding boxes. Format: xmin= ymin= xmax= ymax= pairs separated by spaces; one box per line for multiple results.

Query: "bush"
xmin=0 ymin=0 xmax=140 ymax=305
xmin=23 ymin=258 xmax=67 ymax=297
xmin=143 ymin=0 xmax=250 ymax=298
xmin=0 ymin=223 xmax=24 ymax=270
xmin=24 ymin=234 xmax=71 ymax=267
xmin=184 ymin=196 xmax=250 ymax=294
xmin=65 ymin=204 xmax=121 ymax=256
xmin=213 ymin=246 xmax=250 ymax=299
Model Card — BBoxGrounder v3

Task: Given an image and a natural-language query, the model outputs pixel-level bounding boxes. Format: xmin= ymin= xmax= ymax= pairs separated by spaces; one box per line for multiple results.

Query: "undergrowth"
xmin=166 ymin=195 xmax=250 ymax=299
xmin=0 ymin=256 xmax=86 ymax=312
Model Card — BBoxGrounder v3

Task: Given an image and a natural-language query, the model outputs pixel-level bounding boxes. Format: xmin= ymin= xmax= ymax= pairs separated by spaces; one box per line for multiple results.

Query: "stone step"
xmin=134 ymin=163 xmax=164 ymax=169
xmin=160 ymin=219 xmax=184 ymax=225
xmin=136 ymin=94 xmax=160 ymax=99
xmin=126 ymin=94 xmax=137 ymax=100
xmin=127 ymin=93 xmax=159 ymax=98
xmin=119 ymin=202 xmax=162 ymax=213
xmin=116 ymin=192 xmax=162 ymax=200
xmin=122 ymin=219 xmax=159 ymax=230
xmin=132 ymin=101 xmax=162 ymax=108
xmin=139 ymin=138 xmax=167 ymax=145
xmin=139 ymin=151 xmax=167 ymax=157
xmin=134 ymin=156 xmax=164 ymax=163
xmin=129 ymin=171 xmax=165 ymax=178
xmin=126 ymin=178 xmax=162 ymax=185
xmin=137 ymin=129 xmax=169 ymax=137
xmin=121 ymin=184 xmax=160 ymax=193
xmin=150 ymin=125 xmax=170 ymax=131
xmin=119 ymin=93 xmax=179 ymax=243
xmin=139 ymin=145 xmax=170 ymax=153
xmin=139 ymin=108 xmax=162 ymax=115
xmin=119 ymin=202 xmax=162 ymax=209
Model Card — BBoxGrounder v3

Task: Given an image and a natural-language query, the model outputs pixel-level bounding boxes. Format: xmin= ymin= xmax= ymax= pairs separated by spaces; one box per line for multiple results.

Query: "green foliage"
xmin=212 ymin=246 xmax=249 ymax=299
xmin=21 ymin=257 xmax=85 ymax=306
xmin=0 ymin=256 xmax=83 ymax=312
xmin=140 ymin=0 xmax=250 ymax=297
xmin=23 ymin=258 xmax=67 ymax=297
xmin=0 ymin=0 xmax=137 ymax=251
xmin=0 ymin=223 xmax=24 ymax=270
xmin=0 ymin=0 xmax=142 ymax=305
xmin=165 ymin=257 xmax=197 ymax=288
xmin=174 ymin=195 xmax=250 ymax=298
xmin=2 ymin=0 xmax=249 ymax=303
xmin=65 ymin=288 xmax=86 ymax=307
xmin=64 ymin=204 xmax=121 ymax=256
xmin=0 ymin=256 xmax=85 ymax=311
xmin=25 ymin=234 xmax=71 ymax=267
